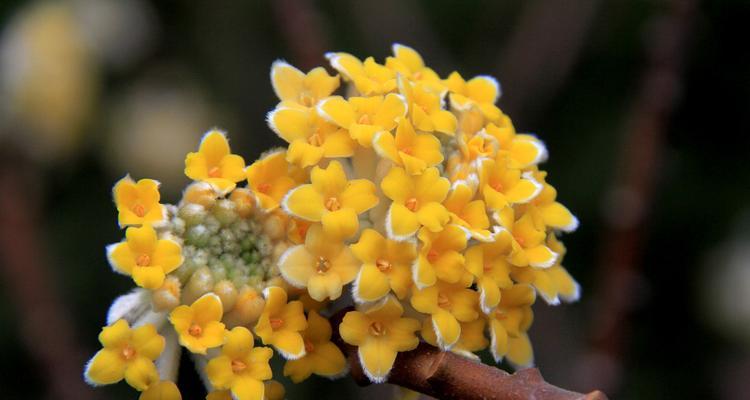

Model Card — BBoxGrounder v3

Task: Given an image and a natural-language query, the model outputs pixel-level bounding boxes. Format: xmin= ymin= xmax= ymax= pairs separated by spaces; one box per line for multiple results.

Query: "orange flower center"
xmin=257 ymin=183 xmax=271 ymax=193
xmin=304 ymin=339 xmax=315 ymax=353
xmin=299 ymin=92 xmax=314 ymax=107
xmin=136 ymin=254 xmax=151 ymax=267
xmin=188 ymin=323 xmax=203 ymax=337
xmin=369 ymin=321 xmax=386 ymax=336
xmin=437 ymin=292 xmax=451 ymax=309
xmin=131 ymin=203 xmax=146 ymax=218
xmin=494 ymin=309 xmax=507 ymax=320
xmin=208 ymin=166 xmax=222 ymax=178
xmin=426 ymin=249 xmax=440 ymax=263
xmin=490 ymin=181 xmax=504 ymax=192
xmin=121 ymin=345 xmax=136 ymax=361
xmin=413 ymin=71 xmax=423 ymax=80
xmin=231 ymin=359 xmax=247 ymax=373
xmin=308 ymin=132 xmax=323 ymax=147
xmin=316 ymin=256 xmax=331 ymax=274
xmin=325 ymin=197 xmax=341 ymax=211
xmin=375 ymin=258 xmax=392 ymax=272
xmin=405 ymin=197 xmax=419 ymax=211
xmin=357 ymin=114 xmax=371 ymax=125
xmin=514 ymin=235 xmax=525 ymax=247
xmin=270 ymin=317 xmax=284 ymax=330
xmin=483 ymin=262 xmax=493 ymax=272
xmin=401 ymin=146 xmax=414 ymax=155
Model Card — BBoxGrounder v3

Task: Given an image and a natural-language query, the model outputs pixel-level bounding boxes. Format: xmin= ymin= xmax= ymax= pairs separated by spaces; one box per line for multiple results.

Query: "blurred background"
xmin=0 ymin=0 xmax=748 ymax=399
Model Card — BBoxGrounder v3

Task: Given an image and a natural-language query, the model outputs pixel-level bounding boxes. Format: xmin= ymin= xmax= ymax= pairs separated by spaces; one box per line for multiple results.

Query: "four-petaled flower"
xmin=245 ymin=150 xmax=303 ymax=212
xmin=271 ymin=60 xmax=339 ymax=107
xmin=373 ymin=117 xmax=444 ymax=175
xmin=317 ymin=94 xmax=406 ymax=147
xmin=350 ymin=228 xmax=416 ymax=303
xmin=413 ymin=225 xmax=469 ymax=288
xmin=106 ymin=224 xmax=183 ymax=289
xmin=254 ymin=286 xmax=308 ymax=359
xmin=487 ymin=284 xmax=536 ymax=368
xmin=410 ymin=281 xmax=479 ymax=350
xmin=184 ymin=130 xmax=246 ymax=194
xmin=444 ymin=72 xmax=502 ymax=121
xmin=283 ymin=310 xmax=347 ymax=383
xmin=339 ymin=296 xmax=420 ymax=383
xmin=206 ymin=327 xmax=273 ymax=400
xmin=381 ymin=166 xmax=451 ymax=240
xmin=169 ymin=293 xmax=226 ymax=354
xmin=113 ymin=175 xmax=166 ymax=228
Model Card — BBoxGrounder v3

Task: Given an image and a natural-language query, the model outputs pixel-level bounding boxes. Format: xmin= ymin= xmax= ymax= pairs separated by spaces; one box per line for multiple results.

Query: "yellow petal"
xmin=415 ymin=167 xmax=450 ymax=203
xmin=282 ymin=185 xmax=325 ymax=222
xmin=386 ymin=203 xmax=420 ymax=240
xmin=278 ymin=245 xmax=314 ymax=288
xmin=246 ymin=347 xmax=274 ymax=381
xmin=85 ymin=348 xmax=127 ymax=385
xmin=218 ymin=154 xmax=246 ymax=183
xmin=283 ymin=357 xmax=313 ymax=383
xmin=505 ymin=177 xmax=542 ymax=204
xmin=383 ymin=317 xmax=420 ymax=352
xmin=353 ymin=263 xmax=390 ymax=303
xmin=271 ymin=329 xmax=306 ymax=360
xmin=416 ymin=202 xmax=450 ymax=232
xmin=478 ymin=276 xmax=501 ymax=314
xmin=132 ymin=266 xmax=166 ymax=289
xmin=131 ymin=324 xmax=165 ymax=360
xmin=287 ymin=140 xmax=325 ymax=168
xmin=126 ymin=224 xmax=157 ymax=254
xmin=339 ymin=311 xmax=370 ymax=346
xmin=466 ymin=76 xmax=500 ymax=104
xmin=311 ymin=160 xmax=348 ymax=196
xmin=526 ymin=245 xmax=558 ymax=268
xmin=107 ymin=243 xmax=134 ymax=275
xmin=489 ymin=319 xmax=509 ymax=363
xmin=507 ymin=333 xmax=534 ymax=368
xmin=410 ymin=285 xmax=438 ymax=314
xmin=430 ymin=109 xmax=457 ymax=135
xmin=549 ymin=266 xmax=580 ymax=302
xmin=308 ymin=273 xmax=343 ymax=301
xmin=340 ymin=179 xmax=378 ymax=213
xmin=372 ymin=131 xmax=399 ymax=162
xmin=304 ymin=67 xmax=340 ymax=101
xmin=433 ymin=251 xmax=465 ymax=284
xmin=270 ymin=60 xmax=305 ymax=102
xmin=231 ymin=376 xmax=265 ymax=400
xmin=392 ymin=43 xmax=424 ymax=72
xmin=99 ymin=319 xmax=131 ymax=348
xmin=350 ymin=229 xmax=385 ymax=263
xmin=267 ymin=107 xmax=310 ymax=143
xmin=192 ymin=293 xmax=224 ymax=323
xmin=381 ymin=167 xmax=413 ymax=203
xmin=540 ymin=202 xmax=579 ymax=232
xmin=124 ymin=356 xmax=159 ymax=391
xmin=321 ymin=129 xmax=356 ymax=158
xmin=431 ymin=310 xmax=461 ymax=350
xmin=139 ymin=380 xmax=182 ymax=400
xmin=152 ymin=240 xmax=183 ymax=274
xmin=199 ymin=130 xmax=231 ymax=167
xmin=358 ymin=339 xmax=397 ymax=383
xmin=309 ymin=341 xmax=347 ymax=377
xmin=317 ymin=96 xmax=355 ymax=128
xmin=223 ymin=327 xmax=254 ymax=360
xmin=373 ymin=93 xmax=407 ymax=129
xmin=184 ymin=152 xmax=208 ymax=181
xmin=321 ymin=208 xmax=359 ymax=239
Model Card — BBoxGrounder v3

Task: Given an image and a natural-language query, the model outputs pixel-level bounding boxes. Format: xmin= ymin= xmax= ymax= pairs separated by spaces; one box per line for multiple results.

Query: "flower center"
xmin=136 ymin=254 xmax=151 ymax=267
xmin=231 ymin=359 xmax=247 ymax=373
xmin=316 ymin=256 xmax=331 ymax=274
xmin=401 ymin=146 xmax=414 ymax=155
xmin=131 ymin=203 xmax=146 ymax=218
xmin=308 ymin=132 xmax=323 ymax=146
xmin=514 ymin=235 xmax=525 ymax=247
xmin=483 ymin=262 xmax=493 ymax=272
xmin=304 ymin=339 xmax=315 ymax=353
xmin=490 ymin=181 xmax=504 ymax=192
xmin=299 ymin=92 xmax=314 ymax=107
xmin=121 ymin=345 xmax=136 ymax=361
xmin=357 ymin=114 xmax=371 ymax=125
xmin=405 ymin=197 xmax=419 ymax=211
xmin=208 ymin=166 xmax=221 ymax=178
xmin=369 ymin=321 xmax=386 ymax=336
xmin=494 ymin=309 xmax=507 ymax=320
xmin=270 ymin=317 xmax=285 ymax=330
xmin=325 ymin=197 xmax=341 ymax=211
xmin=413 ymin=71 xmax=423 ymax=80
xmin=257 ymin=183 xmax=271 ymax=193
xmin=375 ymin=258 xmax=392 ymax=272
xmin=426 ymin=249 xmax=440 ymax=263
xmin=188 ymin=323 xmax=203 ymax=337
xmin=437 ymin=292 xmax=451 ymax=309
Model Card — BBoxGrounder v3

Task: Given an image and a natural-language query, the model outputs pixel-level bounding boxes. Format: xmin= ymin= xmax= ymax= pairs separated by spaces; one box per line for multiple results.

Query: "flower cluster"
xmin=84 ymin=44 xmax=580 ymax=398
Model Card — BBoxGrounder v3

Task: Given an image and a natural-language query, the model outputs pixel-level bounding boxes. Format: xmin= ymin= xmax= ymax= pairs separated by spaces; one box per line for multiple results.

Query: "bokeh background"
xmin=0 ymin=0 xmax=748 ymax=399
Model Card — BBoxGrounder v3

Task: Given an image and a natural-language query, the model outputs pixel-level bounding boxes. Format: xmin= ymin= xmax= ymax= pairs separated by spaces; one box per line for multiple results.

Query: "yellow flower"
xmin=485 ymin=121 xmax=548 ymax=169
xmin=350 ymin=228 xmax=416 ymax=302
xmin=140 ymin=380 xmax=182 ymax=400
xmin=509 ymin=213 xmax=558 ymax=268
xmin=317 ymin=94 xmax=406 ymax=147
xmin=445 ymin=72 xmax=502 ymax=121
xmin=107 ymin=224 xmax=183 ymax=289
xmin=511 ymin=234 xmax=580 ymax=305
xmin=479 ymin=155 xmax=542 ymax=213
xmin=184 ymin=130 xmax=246 ymax=194
xmin=270 ymin=60 xmax=339 ymax=107
xmin=245 ymin=150 xmax=302 ymax=212
xmin=254 ymin=286 xmax=308 ymax=359
xmin=385 ymin=43 xmax=446 ymax=93
xmin=413 ymin=225 xmax=469 ymax=288
xmin=410 ymin=281 xmax=478 ymax=350
xmin=326 ymin=52 xmax=397 ymax=95
xmin=282 ymin=161 xmax=378 ymax=238
xmin=267 ymin=103 xmax=355 ymax=168
xmin=398 ymin=76 xmax=457 ymax=135
xmin=206 ymin=327 xmax=273 ymax=400
xmin=372 ymin=117 xmax=444 ymax=175
xmin=113 ymin=175 xmax=166 ymax=228
xmin=380 ymin=166 xmax=451 ymax=240
xmin=84 ymin=319 xmax=164 ymax=391
xmin=446 ymin=130 xmax=499 ymax=183
xmin=278 ymin=224 xmax=359 ymax=301
xmin=465 ymin=233 xmax=514 ymax=313
xmin=169 ymin=293 xmax=226 ymax=354
xmin=443 ymin=182 xmax=493 ymax=242
xmin=487 ymin=284 xmax=535 ymax=367
xmin=339 ymin=296 xmax=420 ymax=383
xmin=210 ymin=381 xmax=284 ymax=400
xmin=522 ymin=170 xmax=579 ymax=232
xmin=421 ymin=317 xmax=488 ymax=359
xmin=283 ymin=310 xmax=347 ymax=382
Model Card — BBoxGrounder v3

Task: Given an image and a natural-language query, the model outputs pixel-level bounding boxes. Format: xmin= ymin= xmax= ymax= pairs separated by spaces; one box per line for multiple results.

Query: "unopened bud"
xmin=151 ymin=276 xmax=181 ymax=311
xmin=179 ymin=203 xmax=207 ymax=226
xmin=223 ymin=286 xmax=265 ymax=328
xmin=272 ymin=242 xmax=289 ymax=262
xmin=182 ymin=266 xmax=214 ymax=305
xmin=183 ymin=182 xmax=217 ymax=208
xmin=213 ymin=280 xmax=238 ymax=312
xmin=213 ymin=199 xmax=238 ymax=226
xmin=263 ymin=213 xmax=285 ymax=240
xmin=264 ymin=380 xmax=286 ymax=400
xmin=230 ymin=188 xmax=256 ymax=218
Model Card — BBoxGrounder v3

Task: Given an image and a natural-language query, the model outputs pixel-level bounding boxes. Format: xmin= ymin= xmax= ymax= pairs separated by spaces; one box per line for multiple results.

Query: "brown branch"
xmin=271 ymin=0 xmax=329 ymax=70
xmin=329 ymin=308 xmax=607 ymax=400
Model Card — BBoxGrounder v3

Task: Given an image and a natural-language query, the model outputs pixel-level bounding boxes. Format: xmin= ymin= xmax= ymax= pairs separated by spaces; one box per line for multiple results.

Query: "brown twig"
xmin=329 ymin=308 xmax=606 ymax=400
xmin=271 ymin=0 xmax=329 ymax=70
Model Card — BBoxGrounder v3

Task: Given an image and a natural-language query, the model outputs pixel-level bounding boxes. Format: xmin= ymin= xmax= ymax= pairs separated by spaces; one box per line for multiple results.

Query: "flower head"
xmin=184 ymin=130 xmax=246 ymax=194
xmin=107 ymin=224 xmax=183 ymax=289
xmin=169 ymin=293 xmax=226 ymax=354
xmin=84 ymin=319 xmax=164 ymax=391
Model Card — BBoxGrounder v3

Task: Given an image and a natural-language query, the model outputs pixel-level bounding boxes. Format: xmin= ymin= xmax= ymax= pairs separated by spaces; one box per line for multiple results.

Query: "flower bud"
xmin=263 ymin=213 xmax=285 ymax=240
xmin=213 ymin=280 xmax=238 ymax=312
xmin=151 ymin=276 xmax=181 ymax=312
xmin=222 ymin=286 xmax=265 ymax=328
xmin=182 ymin=182 xmax=217 ymax=208
xmin=182 ymin=266 xmax=214 ymax=305
xmin=213 ymin=199 xmax=237 ymax=226
xmin=230 ymin=188 xmax=256 ymax=218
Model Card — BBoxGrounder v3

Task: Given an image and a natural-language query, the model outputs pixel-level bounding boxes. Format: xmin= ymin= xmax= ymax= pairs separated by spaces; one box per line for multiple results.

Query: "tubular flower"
xmin=278 ymin=224 xmax=359 ymax=301
xmin=410 ymin=281 xmax=479 ymax=350
xmin=487 ymin=284 xmax=536 ymax=367
xmin=339 ymin=296 xmax=420 ymax=383
xmin=317 ymin=93 xmax=406 ymax=147
xmin=350 ymin=228 xmax=416 ymax=302
xmin=381 ymin=166 xmax=451 ymax=240
xmin=87 ymin=44 xmax=582 ymax=396
xmin=185 ymin=130 xmax=246 ymax=194
xmin=271 ymin=61 xmax=339 ymax=107
xmin=113 ymin=175 xmax=166 ymax=228
xmin=84 ymin=319 xmax=164 ymax=391
xmin=107 ymin=224 xmax=183 ymax=289
xmin=254 ymin=286 xmax=308 ymax=359
xmin=206 ymin=327 xmax=273 ymax=400
xmin=283 ymin=310 xmax=347 ymax=383
xmin=282 ymin=160 xmax=378 ymax=238
xmin=169 ymin=293 xmax=226 ymax=354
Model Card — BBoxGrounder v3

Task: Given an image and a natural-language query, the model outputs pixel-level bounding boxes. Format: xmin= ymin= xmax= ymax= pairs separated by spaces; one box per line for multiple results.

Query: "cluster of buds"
xmin=84 ymin=44 xmax=580 ymax=400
